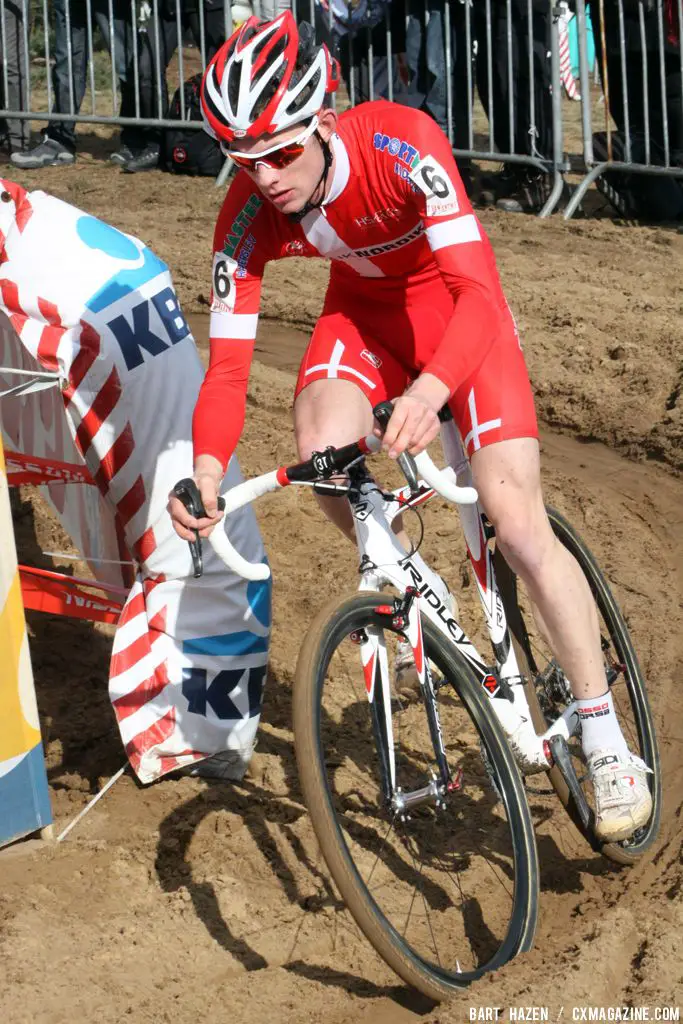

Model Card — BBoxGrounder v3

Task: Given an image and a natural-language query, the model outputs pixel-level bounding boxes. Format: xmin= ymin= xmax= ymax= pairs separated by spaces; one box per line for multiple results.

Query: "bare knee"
xmin=491 ymin=500 xmax=556 ymax=581
xmin=470 ymin=438 xmax=554 ymax=580
xmin=294 ymin=380 xmax=374 ymax=461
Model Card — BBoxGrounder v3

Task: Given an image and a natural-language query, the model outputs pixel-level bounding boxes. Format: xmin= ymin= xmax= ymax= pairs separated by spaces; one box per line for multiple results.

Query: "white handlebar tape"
xmin=208 ymin=527 xmax=272 ymax=581
xmin=413 ymin=450 xmax=478 ymax=505
xmin=208 ymin=470 xmax=283 ymax=581
xmin=220 ymin=469 xmax=282 ymax=515
xmin=207 ymin=447 xmax=477 ymax=580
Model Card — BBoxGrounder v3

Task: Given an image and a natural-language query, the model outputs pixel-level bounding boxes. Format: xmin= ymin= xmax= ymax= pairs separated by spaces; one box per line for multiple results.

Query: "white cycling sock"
xmin=577 ymin=690 xmax=629 ymax=760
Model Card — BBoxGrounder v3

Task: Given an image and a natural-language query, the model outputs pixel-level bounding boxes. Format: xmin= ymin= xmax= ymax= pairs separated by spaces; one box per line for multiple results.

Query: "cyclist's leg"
xmin=293 ymin=310 xmax=454 ymax=607
xmin=447 ymin=318 xmax=604 ymax=700
xmin=293 ymin=310 xmax=408 ymax=542
xmin=294 ymin=308 xmax=458 ymax=701
xmin=295 ymin=378 xmax=374 ymax=540
xmin=471 ymin=437 xmax=608 ymax=699
xmin=450 ymin=322 xmax=652 ymax=836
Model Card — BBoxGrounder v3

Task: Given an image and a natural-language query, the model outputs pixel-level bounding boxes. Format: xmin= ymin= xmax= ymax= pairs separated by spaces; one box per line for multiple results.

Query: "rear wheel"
xmin=293 ymin=590 xmax=539 ymax=1001
xmin=495 ymin=506 xmax=661 ymax=865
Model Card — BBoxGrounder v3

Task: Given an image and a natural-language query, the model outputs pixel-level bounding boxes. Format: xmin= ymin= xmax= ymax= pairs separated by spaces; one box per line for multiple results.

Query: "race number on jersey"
xmin=211 ymin=253 xmax=238 ymax=313
xmin=409 ymin=154 xmax=460 ymax=218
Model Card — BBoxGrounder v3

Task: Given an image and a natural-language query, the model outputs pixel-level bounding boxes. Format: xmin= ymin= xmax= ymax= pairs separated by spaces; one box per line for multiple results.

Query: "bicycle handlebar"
xmin=372 ymin=400 xmax=420 ymax=493
xmin=196 ymin=431 xmax=478 ymax=582
xmin=175 ymin=402 xmax=478 ymax=581
xmin=412 ymin=449 xmax=478 ymax=506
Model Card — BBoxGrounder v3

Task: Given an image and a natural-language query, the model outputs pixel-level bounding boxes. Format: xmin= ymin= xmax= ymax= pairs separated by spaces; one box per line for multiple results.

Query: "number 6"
xmin=213 ymin=259 xmax=231 ymax=300
xmin=421 ymin=164 xmax=450 ymax=200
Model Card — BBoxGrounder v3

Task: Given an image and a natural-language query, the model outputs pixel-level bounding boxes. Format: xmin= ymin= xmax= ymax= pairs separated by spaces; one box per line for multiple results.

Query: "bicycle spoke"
xmin=467 ymin=829 xmax=515 ymax=898
xmin=404 ymin=837 xmax=442 ymax=968
xmin=317 ymin=626 xmax=521 ymax=977
xmin=432 ymin=847 xmax=476 ymax=967
xmin=364 ymin=814 xmax=397 ymax=890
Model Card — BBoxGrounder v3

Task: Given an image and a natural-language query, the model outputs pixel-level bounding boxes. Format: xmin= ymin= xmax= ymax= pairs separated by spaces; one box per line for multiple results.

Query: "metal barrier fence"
xmin=0 ymin=0 xmax=237 ymax=137
xmin=329 ymin=0 xmax=567 ymax=215
xmin=565 ymin=0 xmax=683 ymax=219
xmin=0 ymin=1 xmax=680 ymax=220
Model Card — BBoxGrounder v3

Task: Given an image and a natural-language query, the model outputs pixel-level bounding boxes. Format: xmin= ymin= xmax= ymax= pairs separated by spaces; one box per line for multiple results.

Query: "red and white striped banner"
xmin=559 ymin=15 xmax=581 ymax=101
xmin=0 ymin=179 xmax=271 ymax=783
xmin=6 ymin=450 xmax=93 ymax=486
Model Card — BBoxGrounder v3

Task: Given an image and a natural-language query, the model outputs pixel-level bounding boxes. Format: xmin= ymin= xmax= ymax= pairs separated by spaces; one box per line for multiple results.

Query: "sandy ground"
xmin=1 ymin=136 xmax=682 ymax=1022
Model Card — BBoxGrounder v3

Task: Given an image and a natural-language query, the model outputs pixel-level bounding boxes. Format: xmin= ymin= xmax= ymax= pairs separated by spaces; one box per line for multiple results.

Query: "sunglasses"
xmin=223 ymin=116 xmax=319 ymax=170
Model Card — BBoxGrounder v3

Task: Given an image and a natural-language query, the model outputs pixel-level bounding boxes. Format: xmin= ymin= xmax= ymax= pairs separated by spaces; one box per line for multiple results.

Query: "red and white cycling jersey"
xmin=194 ymin=100 xmax=537 ymax=467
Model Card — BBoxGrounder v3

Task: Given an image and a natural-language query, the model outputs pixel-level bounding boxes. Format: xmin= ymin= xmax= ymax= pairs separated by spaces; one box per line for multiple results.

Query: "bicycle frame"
xmin=349 ymin=420 xmax=580 ymax=785
xmin=192 ymin=423 xmax=579 ymax=788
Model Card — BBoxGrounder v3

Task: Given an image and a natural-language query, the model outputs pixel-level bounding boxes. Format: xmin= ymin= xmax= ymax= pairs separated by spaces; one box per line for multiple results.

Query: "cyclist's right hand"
xmin=168 ymin=456 xmax=224 ymax=540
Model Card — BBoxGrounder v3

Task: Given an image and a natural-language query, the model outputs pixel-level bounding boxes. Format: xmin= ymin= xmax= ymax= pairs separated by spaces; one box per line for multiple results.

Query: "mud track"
xmin=1 ymin=157 xmax=682 ymax=1021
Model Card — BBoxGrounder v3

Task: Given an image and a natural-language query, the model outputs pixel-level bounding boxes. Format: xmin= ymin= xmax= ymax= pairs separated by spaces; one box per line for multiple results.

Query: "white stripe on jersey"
xmin=304 ymin=338 xmax=378 ymax=389
xmin=325 ymin=135 xmax=351 ymax=202
xmin=300 ymin=209 xmax=385 ymax=278
xmin=426 ymin=214 xmax=481 ymax=251
xmin=210 ymin=311 xmax=259 ymax=339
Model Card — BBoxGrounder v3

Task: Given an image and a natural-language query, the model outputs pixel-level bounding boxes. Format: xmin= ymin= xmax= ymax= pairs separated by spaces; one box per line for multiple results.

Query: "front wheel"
xmin=495 ymin=506 xmax=661 ymax=866
xmin=293 ymin=591 xmax=539 ymax=1001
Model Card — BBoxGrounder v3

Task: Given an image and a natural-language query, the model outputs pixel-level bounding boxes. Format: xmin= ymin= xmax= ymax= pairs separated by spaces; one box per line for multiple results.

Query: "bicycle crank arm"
xmin=547 ymin=736 xmax=601 ymax=852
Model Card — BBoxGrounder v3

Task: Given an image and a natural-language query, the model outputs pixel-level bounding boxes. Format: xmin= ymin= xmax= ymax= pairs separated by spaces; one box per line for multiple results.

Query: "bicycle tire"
xmin=495 ymin=506 xmax=661 ymax=866
xmin=293 ymin=590 xmax=539 ymax=1001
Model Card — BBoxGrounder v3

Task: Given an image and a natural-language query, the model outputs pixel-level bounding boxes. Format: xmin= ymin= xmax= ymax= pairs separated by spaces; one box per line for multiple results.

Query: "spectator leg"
xmin=47 ymin=0 xmax=89 ymax=153
xmin=124 ymin=6 xmax=176 ymax=156
xmin=476 ymin=0 xmax=553 ymax=162
xmin=340 ymin=14 xmax=405 ymax=106
xmin=665 ymin=57 xmax=683 ymax=164
xmin=93 ymin=0 xmax=135 ymax=82
xmin=93 ymin=0 xmax=137 ymax=151
xmin=1 ymin=0 xmax=29 ymax=150
xmin=404 ymin=1 xmax=472 ymax=184
xmin=522 ymin=1 xmax=553 ymax=161
xmin=186 ymin=5 xmax=228 ymax=63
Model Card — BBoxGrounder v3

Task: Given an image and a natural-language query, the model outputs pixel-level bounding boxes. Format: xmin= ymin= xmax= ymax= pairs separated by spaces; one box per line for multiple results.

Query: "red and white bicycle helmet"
xmin=201 ymin=12 xmax=340 ymax=144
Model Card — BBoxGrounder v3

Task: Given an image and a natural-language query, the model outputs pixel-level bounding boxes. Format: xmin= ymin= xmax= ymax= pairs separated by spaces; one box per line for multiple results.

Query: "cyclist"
xmin=168 ymin=11 xmax=652 ymax=842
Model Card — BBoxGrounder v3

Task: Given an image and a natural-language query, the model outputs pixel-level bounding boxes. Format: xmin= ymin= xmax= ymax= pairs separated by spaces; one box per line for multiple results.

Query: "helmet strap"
xmin=288 ymin=130 xmax=333 ymax=224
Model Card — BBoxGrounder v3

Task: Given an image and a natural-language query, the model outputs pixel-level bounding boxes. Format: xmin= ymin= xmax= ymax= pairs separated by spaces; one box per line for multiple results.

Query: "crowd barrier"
xmin=0 ymin=2 xmax=680 ymax=217
xmin=565 ymin=0 xmax=683 ymax=218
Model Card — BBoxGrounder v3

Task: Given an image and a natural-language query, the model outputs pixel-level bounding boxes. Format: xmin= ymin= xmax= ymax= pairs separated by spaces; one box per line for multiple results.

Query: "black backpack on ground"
xmin=593 ymin=130 xmax=683 ymax=221
xmin=161 ymin=73 xmax=223 ymax=177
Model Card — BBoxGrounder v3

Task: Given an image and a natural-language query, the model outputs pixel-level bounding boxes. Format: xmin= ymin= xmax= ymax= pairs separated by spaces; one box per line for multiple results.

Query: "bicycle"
xmin=173 ymin=401 xmax=661 ymax=1002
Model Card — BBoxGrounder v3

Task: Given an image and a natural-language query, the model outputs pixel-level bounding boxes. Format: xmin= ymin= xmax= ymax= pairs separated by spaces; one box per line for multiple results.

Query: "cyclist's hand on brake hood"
xmin=168 ymin=454 xmax=225 ymax=540
xmin=377 ymin=374 xmax=451 ymax=459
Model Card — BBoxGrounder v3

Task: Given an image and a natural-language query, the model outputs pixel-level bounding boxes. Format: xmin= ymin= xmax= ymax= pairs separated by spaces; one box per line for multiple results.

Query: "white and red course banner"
xmin=0 ymin=180 xmax=271 ymax=785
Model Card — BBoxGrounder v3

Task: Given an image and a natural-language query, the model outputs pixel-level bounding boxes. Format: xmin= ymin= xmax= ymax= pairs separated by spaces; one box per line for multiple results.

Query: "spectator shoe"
xmin=122 ymin=143 xmax=160 ymax=173
xmin=11 ymin=137 xmax=75 ymax=169
xmin=110 ymin=144 xmax=134 ymax=166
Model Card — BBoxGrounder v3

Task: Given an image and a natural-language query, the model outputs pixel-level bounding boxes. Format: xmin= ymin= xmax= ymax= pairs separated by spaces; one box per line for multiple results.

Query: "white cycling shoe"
xmin=588 ymin=747 xmax=653 ymax=842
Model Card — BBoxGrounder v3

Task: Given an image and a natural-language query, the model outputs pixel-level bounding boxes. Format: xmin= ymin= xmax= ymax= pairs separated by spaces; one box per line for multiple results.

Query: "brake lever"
xmin=172 ymin=478 xmax=225 ymax=579
xmin=372 ymin=400 xmax=420 ymax=494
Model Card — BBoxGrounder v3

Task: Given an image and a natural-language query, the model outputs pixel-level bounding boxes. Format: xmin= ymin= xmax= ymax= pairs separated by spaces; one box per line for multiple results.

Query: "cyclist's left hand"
xmin=378 ymin=375 xmax=450 ymax=458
